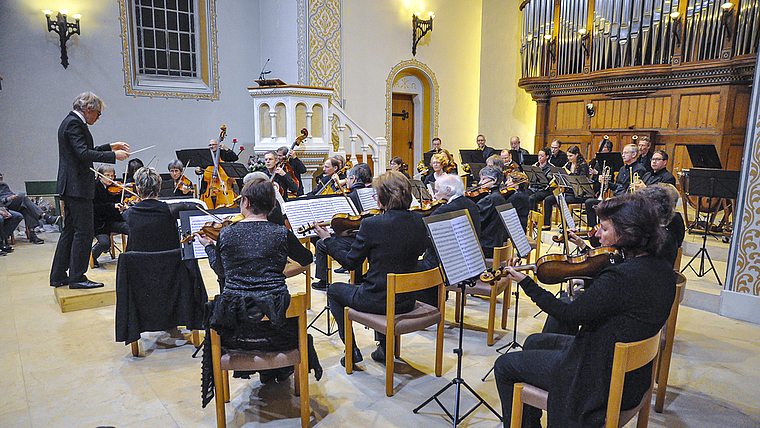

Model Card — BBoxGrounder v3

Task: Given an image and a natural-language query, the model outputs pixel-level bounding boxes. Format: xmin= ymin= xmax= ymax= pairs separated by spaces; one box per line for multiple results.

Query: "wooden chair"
xmin=673 ymin=247 xmax=683 ymax=271
xmin=210 ymin=292 xmax=310 ymax=428
xmin=448 ymin=244 xmax=513 ymax=346
xmin=296 ymin=237 xmax=314 ymax=309
xmin=654 ymin=271 xmax=687 ymax=413
xmin=526 ymin=210 xmax=544 ymax=264
xmin=90 ymin=233 xmax=127 ymax=268
xmin=511 ymin=331 xmax=662 ymax=428
xmin=344 ymin=267 xmax=446 ymax=396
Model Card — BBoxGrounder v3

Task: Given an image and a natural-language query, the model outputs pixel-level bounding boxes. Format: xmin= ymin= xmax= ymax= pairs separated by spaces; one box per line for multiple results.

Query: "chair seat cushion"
xmin=220 ymin=347 xmax=300 ymax=371
xmin=520 ymin=383 xmax=549 ymax=410
xmin=527 ymin=238 xmax=537 ymax=250
xmin=347 ymin=301 xmax=441 ymax=336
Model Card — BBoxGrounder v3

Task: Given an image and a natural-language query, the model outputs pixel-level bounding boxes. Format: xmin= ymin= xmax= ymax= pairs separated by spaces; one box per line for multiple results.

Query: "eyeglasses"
xmin=651 ymin=157 xmax=664 ymax=161
xmin=95 ymin=110 xmax=102 ymax=117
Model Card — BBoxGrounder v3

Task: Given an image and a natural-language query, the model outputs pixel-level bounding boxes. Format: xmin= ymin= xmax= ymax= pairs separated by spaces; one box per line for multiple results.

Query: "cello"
xmin=200 ymin=125 xmax=237 ymax=209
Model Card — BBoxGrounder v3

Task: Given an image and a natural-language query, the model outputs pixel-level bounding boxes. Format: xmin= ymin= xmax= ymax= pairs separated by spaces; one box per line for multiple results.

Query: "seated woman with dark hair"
xmin=542 ymin=145 xmax=590 ymax=228
xmin=314 ymin=171 xmax=429 ymax=365
xmin=494 ymin=193 xmax=676 ymax=428
xmin=198 ymin=178 xmax=319 ymax=383
xmin=124 ymin=167 xmax=180 ymax=252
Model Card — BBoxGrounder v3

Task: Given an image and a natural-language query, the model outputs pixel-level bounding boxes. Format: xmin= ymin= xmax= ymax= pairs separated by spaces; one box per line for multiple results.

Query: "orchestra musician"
xmin=585 ymin=144 xmax=646 ymax=229
xmin=198 ymin=178 xmax=320 ymax=384
xmin=389 ymin=156 xmax=411 ymax=179
xmin=588 ymin=137 xmax=613 ymax=176
xmin=242 ymin=171 xmax=286 ymax=226
xmin=487 ymin=154 xmax=505 ymax=171
xmin=476 ymin=134 xmax=496 ymax=161
xmin=636 ymin=136 xmax=654 ymax=173
xmin=264 ymin=150 xmax=298 ymax=200
xmin=424 ymin=137 xmax=443 ymax=164
xmin=494 ymin=193 xmax=675 ymax=428
xmin=91 ymin=165 xmax=129 ymax=267
xmin=167 ymin=159 xmax=193 ymax=197
xmin=638 ymin=150 xmax=677 ymax=187
xmin=123 ymin=167 xmax=180 ymax=252
xmin=509 ymin=136 xmax=530 ymax=165
xmin=195 ymin=138 xmax=239 ymax=195
xmin=311 ymin=164 xmax=373 ymax=291
xmin=125 ymin=158 xmax=144 ymax=184
xmin=476 ymin=166 xmax=508 ymax=258
xmin=422 ymin=152 xmax=449 ymax=188
xmin=277 ymin=146 xmax=307 ymax=196
xmin=547 ymin=139 xmax=568 ymax=167
xmin=502 ymin=170 xmax=531 ymax=231
xmin=528 ymin=148 xmax=554 ymax=211
xmin=314 ymin=171 xmax=430 ymax=366
xmin=309 ymin=157 xmax=344 ymax=196
xmin=541 ymin=145 xmax=590 ymax=229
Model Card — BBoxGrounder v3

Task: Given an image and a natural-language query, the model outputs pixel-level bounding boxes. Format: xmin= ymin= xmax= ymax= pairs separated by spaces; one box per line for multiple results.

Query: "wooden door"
xmin=391 ymin=94 xmax=415 ymax=169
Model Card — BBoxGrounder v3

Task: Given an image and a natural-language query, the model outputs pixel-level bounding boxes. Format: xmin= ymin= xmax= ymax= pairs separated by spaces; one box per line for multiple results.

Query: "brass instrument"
xmin=416 ymin=160 xmax=429 ymax=176
xmin=598 ymin=162 xmax=610 ymax=200
xmin=630 ymin=171 xmax=640 ymax=193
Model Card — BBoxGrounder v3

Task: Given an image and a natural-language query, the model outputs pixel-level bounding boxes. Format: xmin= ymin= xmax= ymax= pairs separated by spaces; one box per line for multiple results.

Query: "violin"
xmin=180 ymin=213 xmax=245 ymax=244
xmin=465 ymin=184 xmax=490 ymax=200
xmin=410 ymin=199 xmax=444 ymax=216
xmin=480 ymin=246 xmax=623 ymax=285
xmin=106 ymin=183 xmax=123 ymax=195
xmin=296 ymin=209 xmax=382 ymax=236
xmin=175 ymin=176 xmax=194 ymax=195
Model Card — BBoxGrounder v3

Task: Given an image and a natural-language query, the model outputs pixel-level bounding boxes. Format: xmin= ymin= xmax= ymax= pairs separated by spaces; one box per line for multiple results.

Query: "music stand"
xmin=522 ymin=154 xmax=538 ymax=166
xmin=522 ymin=165 xmax=550 ymax=188
xmin=423 ymin=151 xmax=435 ymax=167
xmin=459 ymin=149 xmax=485 ymax=164
xmin=681 ymin=168 xmax=739 ymax=285
xmin=686 ymin=144 xmax=722 ymax=169
xmin=220 ymin=162 xmax=249 ymax=189
xmin=565 ymin=176 xmax=596 ymax=199
xmin=413 ymin=210 xmax=501 ymax=426
xmin=178 ymin=208 xmax=239 ymax=260
xmin=176 ymin=148 xmax=214 ymax=169
xmin=411 ymin=179 xmax=433 ymax=203
xmin=595 ymin=152 xmax=624 ymax=174
xmin=480 ymin=204 xmax=533 ymax=381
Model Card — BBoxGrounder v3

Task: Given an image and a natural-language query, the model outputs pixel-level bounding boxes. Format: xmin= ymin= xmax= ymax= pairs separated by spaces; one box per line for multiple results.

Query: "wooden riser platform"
xmin=54 ymin=284 xmax=116 ymax=313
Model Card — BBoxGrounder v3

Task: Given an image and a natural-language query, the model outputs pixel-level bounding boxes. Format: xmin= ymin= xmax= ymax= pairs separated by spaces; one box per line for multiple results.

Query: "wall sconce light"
xmin=670 ymin=11 xmax=682 ymax=47
xmin=720 ymin=2 xmax=735 ymax=38
xmin=586 ymin=103 xmax=595 ymax=118
xmin=412 ymin=11 xmax=434 ymax=56
xmin=544 ymin=34 xmax=556 ymax=61
xmin=578 ymin=28 xmax=591 ymax=57
xmin=44 ymin=9 xmax=81 ymax=69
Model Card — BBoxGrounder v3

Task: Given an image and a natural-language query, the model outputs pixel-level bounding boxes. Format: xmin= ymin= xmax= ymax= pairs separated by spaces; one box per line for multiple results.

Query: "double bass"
xmin=200 ymin=125 xmax=237 ymax=209
xmin=273 ymin=128 xmax=308 ymax=197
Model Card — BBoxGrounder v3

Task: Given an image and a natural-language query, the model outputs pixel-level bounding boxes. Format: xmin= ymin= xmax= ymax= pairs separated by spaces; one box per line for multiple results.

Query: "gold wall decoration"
xmin=117 ymin=0 xmax=220 ymax=101
xmin=297 ymin=0 xmax=307 ymax=85
xmin=308 ymin=0 xmax=342 ymax=101
xmin=385 ymin=59 xmax=440 ymax=157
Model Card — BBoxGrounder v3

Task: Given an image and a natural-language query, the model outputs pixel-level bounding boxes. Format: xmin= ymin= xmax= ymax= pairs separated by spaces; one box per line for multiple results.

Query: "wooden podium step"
xmin=54 ymin=283 xmax=116 ymax=313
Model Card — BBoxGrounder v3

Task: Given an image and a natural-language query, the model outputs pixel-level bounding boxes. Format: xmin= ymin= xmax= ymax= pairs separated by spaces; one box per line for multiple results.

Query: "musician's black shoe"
xmin=44 ymin=214 xmax=61 ymax=226
xmin=50 ymin=279 xmax=69 ymax=287
xmin=29 ymin=235 xmax=44 ymax=244
xmin=334 ymin=267 xmax=348 ymax=274
xmin=1 ymin=244 xmax=13 ymax=252
xmin=340 ymin=347 xmax=363 ymax=368
xmin=311 ymin=279 xmax=328 ymax=290
xmin=92 ymin=259 xmax=101 ymax=268
xmin=69 ymin=279 xmax=104 ymax=290
xmin=371 ymin=345 xmax=386 ymax=363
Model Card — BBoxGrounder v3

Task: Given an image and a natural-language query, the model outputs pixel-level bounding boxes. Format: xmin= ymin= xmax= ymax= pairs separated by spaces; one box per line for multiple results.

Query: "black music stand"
xmin=220 ymin=162 xmax=249 ymax=190
xmin=522 ymin=154 xmax=538 ymax=166
xmin=565 ymin=176 xmax=596 ymax=199
xmin=522 ymin=165 xmax=550 ymax=188
xmin=176 ymin=148 xmax=214 ymax=169
xmin=681 ymin=168 xmax=739 ymax=285
xmin=411 ymin=179 xmax=433 ymax=203
xmin=686 ymin=144 xmax=722 ymax=169
xmin=414 ymin=210 xmax=501 ymax=426
xmin=595 ymin=152 xmax=624 ymax=174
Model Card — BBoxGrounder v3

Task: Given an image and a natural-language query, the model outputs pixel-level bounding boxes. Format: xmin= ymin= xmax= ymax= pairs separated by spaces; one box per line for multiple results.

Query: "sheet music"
xmin=355 ymin=187 xmax=379 ymax=211
xmin=187 ymin=212 xmax=240 ymax=259
xmin=556 ymin=193 xmax=576 ymax=230
xmin=281 ymin=196 xmax=357 ymax=238
xmin=426 ymin=212 xmax=486 ymax=285
xmin=497 ymin=205 xmax=533 ymax=259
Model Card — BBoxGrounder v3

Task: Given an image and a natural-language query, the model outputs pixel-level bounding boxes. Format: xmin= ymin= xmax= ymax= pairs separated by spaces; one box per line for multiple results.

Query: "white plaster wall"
xmin=259 ymin=0 xmax=298 ymax=85
xmin=0 ymin=0 xmax=260 ymax=192
xmin=478 ymin=0 xmax=537 ymax=151
xmin=342 ymin=0 xmax=485 ymax=154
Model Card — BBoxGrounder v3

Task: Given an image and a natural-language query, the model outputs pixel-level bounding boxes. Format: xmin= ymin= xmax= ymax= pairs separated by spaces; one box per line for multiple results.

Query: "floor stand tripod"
xmin=308 ymin=304 xmax=337 ymax=336
xmin=481 ymin=286 xmax=522 ymax=381
xmin=414 ymin=278 xmax=502 ymax=426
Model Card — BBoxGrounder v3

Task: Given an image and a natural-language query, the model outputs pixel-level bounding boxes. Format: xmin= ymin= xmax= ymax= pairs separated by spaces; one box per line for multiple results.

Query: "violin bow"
xmin=174 ymin=159 xmax=192 ymax=193
xmin=194 ymin=204 xmax=225 ymax=223
xmin=90 ymin=167 xmax=139 ymax=198
xmin=336 ymin=181 xmax=358 ymax=216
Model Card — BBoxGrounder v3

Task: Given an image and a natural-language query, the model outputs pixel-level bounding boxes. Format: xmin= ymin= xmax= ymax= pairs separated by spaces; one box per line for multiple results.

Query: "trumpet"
xmin=630 ymin=172 xmax=640 ymax=193
xmin=598 ymin=162 xmax=610 ymax=200
xmin=416 ymin=160 xmax=429 ymax=176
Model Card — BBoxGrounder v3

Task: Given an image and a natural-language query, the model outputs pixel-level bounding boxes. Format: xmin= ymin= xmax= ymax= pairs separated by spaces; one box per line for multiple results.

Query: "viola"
xmin=296 ymin=209 xmax=382 ymax=236
xmin=200 ymin=125 xmax=237 ymax=209
xmin=180 ymin=213 xmax=245 ymax=244
xmin=480 ymin=246 xmax=623 ymax=285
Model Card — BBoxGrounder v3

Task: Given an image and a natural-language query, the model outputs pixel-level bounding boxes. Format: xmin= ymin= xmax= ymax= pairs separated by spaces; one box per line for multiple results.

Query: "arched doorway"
xmin=386 ymin=60 xmax=439 ymax=171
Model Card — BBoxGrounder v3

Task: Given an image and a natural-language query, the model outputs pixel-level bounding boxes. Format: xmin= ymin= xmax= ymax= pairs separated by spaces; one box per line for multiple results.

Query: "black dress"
xmin=124 ymin=199 xmax=180 ymax=252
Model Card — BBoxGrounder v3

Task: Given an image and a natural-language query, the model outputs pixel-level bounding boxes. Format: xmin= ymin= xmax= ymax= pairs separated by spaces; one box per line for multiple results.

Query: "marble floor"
xmin=0 ymin=226 xmax=758 ymax=428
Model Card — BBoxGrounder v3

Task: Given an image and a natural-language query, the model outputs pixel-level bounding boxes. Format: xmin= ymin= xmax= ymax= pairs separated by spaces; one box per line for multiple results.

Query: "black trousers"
xmin=315 ymin=236 xmax=355 ymax=281
xmin=494 ymin=333 xmax=573 ymax=427
xmin=0 ymin=210 xmax=23 ymax=241
xmin=50 ymin=197 xmax=94 ymax=283
xmin=529 ymin=189 xmax=553 ymax=212
xmin=92 ymin=221 xmax=130 ymax=260
xmin=543 ymin=194 xmax=587 ymax=226
xmin=585 ymin=199 xmax=601 ymax=228
xmin=6 ymin=195 xmax=44 ymax=230
xmin=327 ymin=282 xmax=414 ymax=350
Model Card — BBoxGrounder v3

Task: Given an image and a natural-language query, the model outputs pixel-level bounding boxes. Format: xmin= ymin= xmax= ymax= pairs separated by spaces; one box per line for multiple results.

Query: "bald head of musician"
xmin=622 ymin=144 xmax=639 ymax=165
xmin=434 ymin=173 xmax=465 ymax=202
xmin=374 ymin=171 xmax=413 ymax=210
xmin=510 ymin=136 xmax=521 ymax=151
xmin=499 ymin=150 xmax=511 ymax=166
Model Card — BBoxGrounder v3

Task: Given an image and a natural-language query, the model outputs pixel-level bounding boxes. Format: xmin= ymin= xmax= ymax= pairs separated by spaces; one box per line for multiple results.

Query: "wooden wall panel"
xmin=556 ymin=101 xmax=584 ymax=130
xmin=733 ymin=92 xmax=751 ymax=129
xmin=679 ymin=93 xmax=720 ymax=129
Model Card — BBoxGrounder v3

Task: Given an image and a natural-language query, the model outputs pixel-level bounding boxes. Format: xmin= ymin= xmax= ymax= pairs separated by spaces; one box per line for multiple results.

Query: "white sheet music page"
xmin=282 ymin=196 xmax=357 ymax=238
xmin=355 ymin=187 xmax=379 ymax=211
xmin=188 ymin=213 xmax=239 ymax=259
xmin=498 ymin=206 xmax=533 ymax=259
xmin=427 ymin=214 xmax=486 ymax=285
xmin=557 ymin=193 xmax=576 ymax=230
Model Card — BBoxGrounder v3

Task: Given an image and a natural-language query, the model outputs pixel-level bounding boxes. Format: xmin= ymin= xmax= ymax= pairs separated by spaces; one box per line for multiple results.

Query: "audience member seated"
xmin=314 ymin=171 xmax=430 ymax=366
xmin=124 ymin=167 xmax=180 ymax=252
xmin=494 ymin=193 xmax=675 ymax=427
xmin=91 ymin=165 xmax=130 ymax=267
xmin=0 ymin=207 xmax=23 ymax=255
xmin=476 ymin=166 xmax=508 ymax=258
xmin=198 ymin=178 xmax=320 ymax=383
xmin=0 ymin=172 xmax=60 ymax=244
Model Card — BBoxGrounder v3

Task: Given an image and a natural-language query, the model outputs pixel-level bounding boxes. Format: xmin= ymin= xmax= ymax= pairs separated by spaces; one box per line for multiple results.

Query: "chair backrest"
xmin=527 ymin=210 xmax=543 ymax=258
xmin=285 ymin=292 xmax=307 ymax=319
xmin=492 ymin=242 xmax=514 ymax=271
xmin=387 ymin=267 xmax=445 ymax=295
xmin=605 ymin=331 xmax=662 ymax=428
